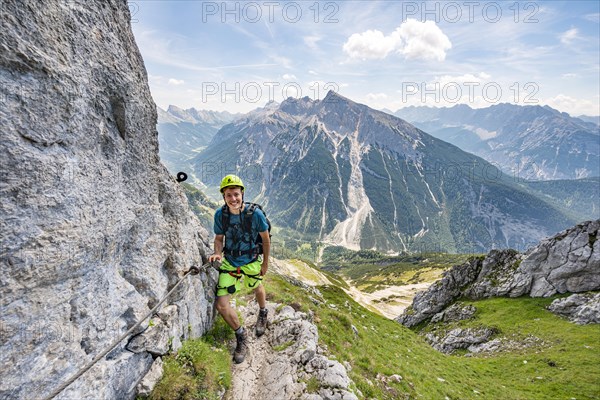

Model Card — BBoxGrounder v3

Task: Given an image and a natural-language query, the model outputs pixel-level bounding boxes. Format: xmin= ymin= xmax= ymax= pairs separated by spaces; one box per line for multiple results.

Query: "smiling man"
xmin=208 ymin=174 xmax=270 ymax=364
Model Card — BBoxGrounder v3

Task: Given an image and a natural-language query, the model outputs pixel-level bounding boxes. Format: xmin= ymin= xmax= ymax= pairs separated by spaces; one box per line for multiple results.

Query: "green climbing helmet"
xmin=219 ymin=174 xmax=245 ymax=193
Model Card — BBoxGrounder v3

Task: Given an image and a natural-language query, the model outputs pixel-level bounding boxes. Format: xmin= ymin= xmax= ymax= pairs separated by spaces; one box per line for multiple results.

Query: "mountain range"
xmin=157 ymin=106 xmax=240 ymax=174
xmin=393 ymin=104 xmax=600 ymax=180
xmin=191 ymin=92 xmax=579 ymax=253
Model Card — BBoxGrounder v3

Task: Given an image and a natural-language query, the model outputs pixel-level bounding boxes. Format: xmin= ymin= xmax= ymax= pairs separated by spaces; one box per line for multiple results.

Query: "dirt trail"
xmin=226 ymin=303 xmax=278 ymax=400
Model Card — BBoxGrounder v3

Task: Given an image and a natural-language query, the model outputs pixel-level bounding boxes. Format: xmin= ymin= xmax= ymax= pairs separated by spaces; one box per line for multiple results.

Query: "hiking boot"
xmin=233 ymin=329 xmax=248 ymax=364
xmin=255 ymin=308 xmax=268 ymax=337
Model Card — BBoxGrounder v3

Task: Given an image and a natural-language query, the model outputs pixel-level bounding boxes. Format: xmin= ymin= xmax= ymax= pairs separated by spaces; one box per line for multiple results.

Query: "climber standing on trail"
xmin=209 ymin=174 xmax=270 ymax=364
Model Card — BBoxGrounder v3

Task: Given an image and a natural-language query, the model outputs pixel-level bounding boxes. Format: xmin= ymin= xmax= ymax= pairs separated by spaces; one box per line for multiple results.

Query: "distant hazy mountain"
xmin=394 ymin=104 xmax=600 ymax=180
xmin=193 ymin=92 xmax=576 ymax=253
xmin=157 ymin=106 xmax=241 ymax=174
xmin=577 ymin=115 xmax=600 ymax=126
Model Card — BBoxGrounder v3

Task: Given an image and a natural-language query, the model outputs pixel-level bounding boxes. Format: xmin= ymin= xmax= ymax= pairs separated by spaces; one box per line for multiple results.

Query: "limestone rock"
xmin=398 ymin=220 xmax=599 ymax=328
xmin=521 ymin=220 xmax=600 ymax=297
xmin=397 ymin=257 xmax=483 ymax=327
xmin=0 ymin=1 xmax=217 ymax=398
xmin=547 ymin=293 xmax=600 ymax=324
xmin=463 ymin=249 xmax=528 ymax=298
xmin=431 ymin=303 xmax=476 ymax=323
xmin=126 ymin=318 xmax=171 ymax=356
xmin=136 ymin=357 xmax=164 ymax=398
xmin=230 ymin=302 xmax=358 ymax=400
xmin=467 ymin=335 xmax=546 ymax=354
xmin=425 ymin=327 xmax=498 ymax=354
xmin=306 ymin=355 xmax=350 ymax=389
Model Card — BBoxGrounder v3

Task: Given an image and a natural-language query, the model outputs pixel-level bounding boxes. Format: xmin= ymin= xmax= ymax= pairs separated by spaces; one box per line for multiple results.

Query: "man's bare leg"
xmin=254 ymin=284 xmax=266 ymax=308
xmin=215 ymin=295 xmax=241 ymax=330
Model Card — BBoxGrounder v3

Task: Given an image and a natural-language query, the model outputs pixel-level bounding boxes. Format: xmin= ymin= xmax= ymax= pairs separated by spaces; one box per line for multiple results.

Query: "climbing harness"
xmin=216 ymin=264 xmax=263 ymax=294
xmin=42 ymin=263 xmax=207 ymax=400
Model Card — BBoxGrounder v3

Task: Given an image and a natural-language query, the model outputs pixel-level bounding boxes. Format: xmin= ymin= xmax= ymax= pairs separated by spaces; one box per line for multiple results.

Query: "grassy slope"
xmin=148 ymin=318 xmax=233 ymax=400
xmin=265 ymin=274 xmax=600 ymax=400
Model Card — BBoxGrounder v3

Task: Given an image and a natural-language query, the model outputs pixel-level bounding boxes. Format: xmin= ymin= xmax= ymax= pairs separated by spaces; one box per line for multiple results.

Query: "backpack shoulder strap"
xmin=221 ymin=204 xmax=230 ymax=234
xmin=243 ymin=203 xmax=256 ymax=233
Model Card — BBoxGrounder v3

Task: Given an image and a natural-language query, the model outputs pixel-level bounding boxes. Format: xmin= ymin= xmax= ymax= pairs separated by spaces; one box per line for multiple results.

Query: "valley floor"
xmin=341 ymin=280 xmax=432 ymax=319
xmin=272 ymin=257 xmax=439 ymax=319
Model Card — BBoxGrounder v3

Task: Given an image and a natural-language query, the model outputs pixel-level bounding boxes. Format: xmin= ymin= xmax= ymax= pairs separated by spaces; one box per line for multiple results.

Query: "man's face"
xmin=223 ymin=186 xmax=243 ymax=210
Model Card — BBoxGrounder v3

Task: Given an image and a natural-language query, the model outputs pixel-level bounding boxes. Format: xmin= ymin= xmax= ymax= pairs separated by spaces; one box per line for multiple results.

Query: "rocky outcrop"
xmin=425 ymin=327 xmax=498 ymax=354
xmin=398 ymin=220 xmax=599 ymax=327
xmin=230 ymin=303 xmax=358 ymax=400
xmin=430 ymin=303 xmax=476 ymax=323
xmin=547 ymin=293 xmax=600 ymax=325
xmin=136 ymin=358 xmax=164 ymax=398
xmin=520 ymin=220 xmax=599 ymax=297
xmin=466 ymin=334 xmax=546 ymax=354
xmin=0 ymin=1 xmax=216 ymax=399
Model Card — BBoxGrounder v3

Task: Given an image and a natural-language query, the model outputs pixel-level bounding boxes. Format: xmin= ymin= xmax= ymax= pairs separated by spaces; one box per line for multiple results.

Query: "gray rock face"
xmin=520 ymin=220 xmax=600 ymax=297
xmin=398 ymin=220 xmax=600 ymax=327
xmin=547 ymin=293 xmax=600 ymax=324
xmin=0 ymin=1 xmax=216 ymax=399
xmin=397 ymin=257 xmax=483 ymax=327
xmin=430 ymin=303 xmax=476 ymax=323
xmin=136 ymin=357 xmax=164 ymax=398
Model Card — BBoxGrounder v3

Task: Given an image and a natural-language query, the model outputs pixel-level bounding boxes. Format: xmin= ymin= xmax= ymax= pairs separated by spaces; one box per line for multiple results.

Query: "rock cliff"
xmin=0 ymin=1 xmax=216 ymax=398
xmin=398 ymin=220 xmax=600 ymax=327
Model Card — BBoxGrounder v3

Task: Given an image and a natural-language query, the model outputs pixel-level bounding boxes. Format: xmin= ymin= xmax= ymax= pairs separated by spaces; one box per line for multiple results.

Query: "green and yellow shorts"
xmin=216 ymin=258 xmax=263 ymax=297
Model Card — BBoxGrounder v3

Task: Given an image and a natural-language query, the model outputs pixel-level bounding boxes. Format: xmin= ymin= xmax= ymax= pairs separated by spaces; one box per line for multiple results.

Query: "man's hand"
xmin=209 ymin=254 xmax=222 ymax=263
xmin=260 ymin=261 xmax=268 ymax=276
xmin=211 ymin=234 xmax=225 ymax=264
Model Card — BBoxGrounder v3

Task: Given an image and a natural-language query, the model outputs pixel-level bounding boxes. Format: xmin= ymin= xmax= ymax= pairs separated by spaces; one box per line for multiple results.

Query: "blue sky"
xmin=131 ymin=0 xmax=600 ymax=116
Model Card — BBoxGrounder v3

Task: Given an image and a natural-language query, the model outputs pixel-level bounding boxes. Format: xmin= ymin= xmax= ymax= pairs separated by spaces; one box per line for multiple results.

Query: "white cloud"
xmin=562 ymin=73 xmax=578 ymax=78
xmin=304 ymin=36 xmax=321 ymax=50
xmin=584 ymin=13 xmax=600 ymax=23
xmin=560 ymin=28 xmax=578 ymax=44
xmin=366 ymin=93 xmax=388 ymax=101
xmin=545 ymin=94 xmax=599 ymax=116
xmin=168 ymin=78 xmax=185 ymax=85
xmin=343 ymin=19 xmax=451 ymax=62
xmin=282 ymin=74 xmax=297 ymax=80
xmin=396 ymin=19 xmax=452 ymax=61
xmin=343 ymin=29 xmax=399 ymax=60
xmin=308 ymin=70 xmax=318 ymax=75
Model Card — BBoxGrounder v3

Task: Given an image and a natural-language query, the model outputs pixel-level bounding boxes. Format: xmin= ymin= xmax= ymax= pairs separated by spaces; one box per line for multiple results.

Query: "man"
xmin=208 ymin=174 xmax=270 ymax=364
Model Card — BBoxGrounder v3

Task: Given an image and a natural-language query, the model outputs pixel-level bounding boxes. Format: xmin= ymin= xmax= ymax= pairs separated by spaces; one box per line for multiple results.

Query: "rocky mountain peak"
xmin=196 ymin=90 xmax=576 ymax=252
xmin=279 ymin=95 xmax=318 ymax=116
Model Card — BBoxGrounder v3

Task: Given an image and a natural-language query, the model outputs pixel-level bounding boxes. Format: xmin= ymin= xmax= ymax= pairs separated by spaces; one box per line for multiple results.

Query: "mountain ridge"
xmin=193 ymin=91 xmax=576 ymax=253
xmin=394 ymin=103 xmax=600 ymax=180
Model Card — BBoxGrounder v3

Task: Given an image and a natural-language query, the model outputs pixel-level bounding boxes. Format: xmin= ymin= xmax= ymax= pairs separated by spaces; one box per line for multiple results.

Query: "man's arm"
xmin=209 ymin=234 xmax=225 ymax=262
xmin=259 ymin=230 xmax=270 ymax=276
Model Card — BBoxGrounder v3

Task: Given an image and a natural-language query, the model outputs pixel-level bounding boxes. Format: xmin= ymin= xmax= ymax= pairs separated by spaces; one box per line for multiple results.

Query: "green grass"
xmin=148 ymin=317 xmax=233 ymax=400
xmin=263 ymin=273 xmax=600 ymax=400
